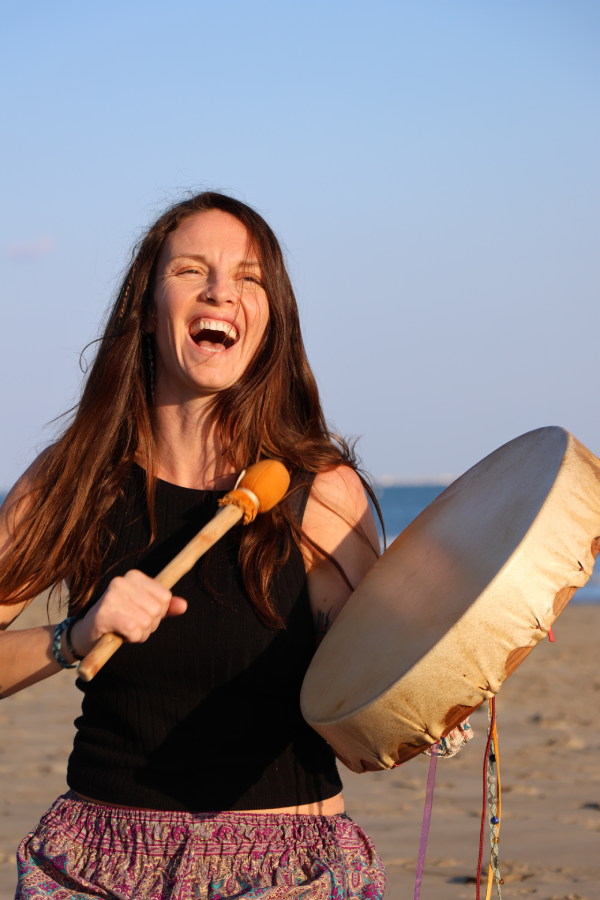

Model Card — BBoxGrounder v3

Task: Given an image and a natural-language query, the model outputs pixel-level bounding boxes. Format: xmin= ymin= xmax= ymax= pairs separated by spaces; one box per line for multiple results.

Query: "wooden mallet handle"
xmin=77 ymin=460 xmax=290 ymax=682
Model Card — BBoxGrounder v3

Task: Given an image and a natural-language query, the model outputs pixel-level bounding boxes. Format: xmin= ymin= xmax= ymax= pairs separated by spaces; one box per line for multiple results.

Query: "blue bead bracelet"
xmin=52 ymin=617 xmax=77 ymax=669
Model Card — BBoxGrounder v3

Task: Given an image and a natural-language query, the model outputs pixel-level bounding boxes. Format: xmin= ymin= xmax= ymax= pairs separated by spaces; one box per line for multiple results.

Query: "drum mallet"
xmin=78 ymin=459 xmax=290 ymax=682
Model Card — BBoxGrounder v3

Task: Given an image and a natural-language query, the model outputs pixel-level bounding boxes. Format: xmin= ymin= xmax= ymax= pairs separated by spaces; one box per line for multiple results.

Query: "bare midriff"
xmin=74 ymin=791 xmax=345 ymax=816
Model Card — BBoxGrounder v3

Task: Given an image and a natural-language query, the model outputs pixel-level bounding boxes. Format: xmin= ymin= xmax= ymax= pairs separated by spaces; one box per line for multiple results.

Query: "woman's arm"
xmin=0 ymin=453 xmax=60 ymax=696
xmin=0 ymin=626 xmax=61 ymax=698
xmin=0 ymin=455 xmax=187 ymax=698
xmin=0 ymin=452 xmax=49 ymax=628
xmin=301 ymin=467 xmax=380 ymax=644
xmin=0 ymin=571 xmax=187 ymax=698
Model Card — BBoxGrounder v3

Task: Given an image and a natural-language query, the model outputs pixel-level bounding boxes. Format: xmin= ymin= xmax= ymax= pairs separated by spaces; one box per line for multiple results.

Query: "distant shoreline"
xmin=374 ymin=476 xmax=457 ymax=488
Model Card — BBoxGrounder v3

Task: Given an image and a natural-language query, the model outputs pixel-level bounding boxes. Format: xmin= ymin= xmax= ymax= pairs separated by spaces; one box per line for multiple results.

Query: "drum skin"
xmin=300 ymin=427 xmax=600 ymax=774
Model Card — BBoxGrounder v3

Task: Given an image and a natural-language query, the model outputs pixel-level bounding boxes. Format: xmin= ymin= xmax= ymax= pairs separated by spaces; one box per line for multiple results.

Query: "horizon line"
xmin=374 ymin=474 xmax=458 ymax=487
xmin=1 ymin=475 xmax=461 ymax=497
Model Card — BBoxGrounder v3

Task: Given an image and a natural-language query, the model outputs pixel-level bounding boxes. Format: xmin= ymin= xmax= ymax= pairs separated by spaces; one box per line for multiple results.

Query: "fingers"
xmin=167 ymin=597 xmax=188 ymax=617
xmin=109 ymin=573 xmax=169 ymax=640
xmin=84 ymin=570 xmax=187 ymax=647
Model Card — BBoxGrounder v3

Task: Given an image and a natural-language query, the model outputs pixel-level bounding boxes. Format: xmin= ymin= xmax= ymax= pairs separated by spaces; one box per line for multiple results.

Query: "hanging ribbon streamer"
xmin=413 ymin=742 xmax=438 ymax=900
xmin=476 ymin=698 xmax=503 ymax=900
xmin=485 ymin=697 xmax=503 ymax=900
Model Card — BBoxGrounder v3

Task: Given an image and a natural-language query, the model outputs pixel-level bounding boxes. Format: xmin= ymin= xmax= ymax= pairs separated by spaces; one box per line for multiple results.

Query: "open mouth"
xmin=190 ymin=318 xmax=238 ymax=351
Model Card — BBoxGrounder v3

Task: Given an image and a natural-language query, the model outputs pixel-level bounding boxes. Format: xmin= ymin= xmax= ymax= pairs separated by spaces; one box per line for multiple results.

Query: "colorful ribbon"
xmin=413 ymin=742 xmax=438 ymax=900
xmin=485 ymin=699 xmax=503 ymax=900
xmin=477 ymin=697 xmax=503 ymax=900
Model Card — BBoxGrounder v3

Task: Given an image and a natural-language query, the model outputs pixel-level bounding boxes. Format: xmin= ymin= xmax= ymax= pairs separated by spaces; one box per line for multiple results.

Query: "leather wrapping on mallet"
xmin=77 ymin=460 xmax=290 ymax=682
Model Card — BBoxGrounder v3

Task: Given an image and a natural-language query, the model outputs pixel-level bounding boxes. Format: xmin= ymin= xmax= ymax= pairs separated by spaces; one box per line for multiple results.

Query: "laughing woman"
xmin=0 ymin=192 xmax=387 ymax=899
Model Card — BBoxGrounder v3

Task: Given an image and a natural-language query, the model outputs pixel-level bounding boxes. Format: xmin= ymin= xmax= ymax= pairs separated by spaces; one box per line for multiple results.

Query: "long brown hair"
xmin=0 ymin=191 xmax=381 ymax=626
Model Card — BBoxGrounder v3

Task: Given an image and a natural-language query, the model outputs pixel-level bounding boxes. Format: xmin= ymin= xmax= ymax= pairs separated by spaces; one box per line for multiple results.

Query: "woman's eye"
xmin=178 ymin=267 xmax=202 ymax=276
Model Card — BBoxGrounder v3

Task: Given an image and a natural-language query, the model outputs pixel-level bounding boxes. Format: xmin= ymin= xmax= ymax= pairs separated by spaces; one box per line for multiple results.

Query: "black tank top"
xmin=66 ymin=465 xmax=342 ymax=811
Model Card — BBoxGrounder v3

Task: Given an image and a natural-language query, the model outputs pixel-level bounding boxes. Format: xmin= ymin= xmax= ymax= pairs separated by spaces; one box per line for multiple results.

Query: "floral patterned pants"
xmin=16 ymin=792 xmax=386 ymax=899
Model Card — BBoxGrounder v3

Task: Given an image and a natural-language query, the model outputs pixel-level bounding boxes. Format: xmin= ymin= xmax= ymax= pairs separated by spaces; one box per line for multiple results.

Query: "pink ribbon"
xmin=414 ymin=742 xmax=438 ymax=900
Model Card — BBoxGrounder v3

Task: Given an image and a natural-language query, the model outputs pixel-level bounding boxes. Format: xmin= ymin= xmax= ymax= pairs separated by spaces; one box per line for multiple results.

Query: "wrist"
xmin=68 ymin=617 xmax=96 ymax=659
xmin=65 ymin=618 xmax=85 ymax=662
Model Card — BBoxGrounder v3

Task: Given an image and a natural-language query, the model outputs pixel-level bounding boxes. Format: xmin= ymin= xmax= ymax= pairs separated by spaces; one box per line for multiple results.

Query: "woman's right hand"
xmin=69 ymin=570 xmax=187 ymax=659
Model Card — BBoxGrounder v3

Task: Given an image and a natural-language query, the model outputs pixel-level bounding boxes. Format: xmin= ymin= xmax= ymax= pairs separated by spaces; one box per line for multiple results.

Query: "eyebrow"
xmin=169 ymin=254 xmax=261 ymax=269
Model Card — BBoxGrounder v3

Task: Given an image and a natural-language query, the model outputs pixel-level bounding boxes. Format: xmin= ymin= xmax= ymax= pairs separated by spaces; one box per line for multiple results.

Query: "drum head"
xmin=301 ymin=427 xmax=600 ymax=772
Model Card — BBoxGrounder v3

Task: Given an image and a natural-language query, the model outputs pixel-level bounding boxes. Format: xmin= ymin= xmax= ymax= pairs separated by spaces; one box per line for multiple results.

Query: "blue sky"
xmin=1 ymin=0 xmax=598 ymax=486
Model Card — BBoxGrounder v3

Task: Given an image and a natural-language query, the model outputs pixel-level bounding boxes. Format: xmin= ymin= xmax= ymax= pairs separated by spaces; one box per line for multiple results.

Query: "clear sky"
xmin=1 ymin=0 xmax=598 ymax=487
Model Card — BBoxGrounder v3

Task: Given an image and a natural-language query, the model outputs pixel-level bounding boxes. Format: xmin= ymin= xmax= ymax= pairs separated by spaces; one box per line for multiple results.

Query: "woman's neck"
xmin=149 ymin=396 xmax=236 ymax=491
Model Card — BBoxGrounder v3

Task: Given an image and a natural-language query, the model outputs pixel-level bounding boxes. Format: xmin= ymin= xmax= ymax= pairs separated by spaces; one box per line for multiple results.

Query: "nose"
xmin=203 ymin=268 xmax=236 ymax=306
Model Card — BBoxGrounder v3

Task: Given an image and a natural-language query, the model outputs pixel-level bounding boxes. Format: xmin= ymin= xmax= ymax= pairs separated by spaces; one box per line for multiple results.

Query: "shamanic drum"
xmin=301 ymin=427 xmax=600 ymax=773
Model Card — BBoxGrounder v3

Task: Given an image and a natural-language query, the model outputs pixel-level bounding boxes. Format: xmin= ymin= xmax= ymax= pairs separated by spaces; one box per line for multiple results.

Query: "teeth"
xmin=190 ymin=319 xmax=238 ymax=340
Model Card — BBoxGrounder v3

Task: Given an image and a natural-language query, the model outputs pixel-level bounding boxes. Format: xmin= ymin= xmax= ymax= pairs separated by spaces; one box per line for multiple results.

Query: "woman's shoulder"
xmin=301 ymin=465 xmax=379 ymax=569
xmin=306 ymin=465 xmax=371 ymax=526
xmin=299 ymin=464 xmax=380 ymax=641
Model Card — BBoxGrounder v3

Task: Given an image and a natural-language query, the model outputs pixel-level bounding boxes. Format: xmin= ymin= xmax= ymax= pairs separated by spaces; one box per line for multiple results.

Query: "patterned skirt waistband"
xmin=48 ymin=791 xmax=359 ymax=853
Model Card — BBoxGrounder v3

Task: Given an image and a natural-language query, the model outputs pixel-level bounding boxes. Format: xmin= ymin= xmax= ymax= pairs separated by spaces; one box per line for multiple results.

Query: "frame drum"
xmin=301 ymin=427 xmax=600 ymax=773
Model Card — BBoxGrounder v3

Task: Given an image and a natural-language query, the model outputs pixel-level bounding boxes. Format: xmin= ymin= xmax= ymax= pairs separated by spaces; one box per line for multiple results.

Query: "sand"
xmin=1 ymin=598 xmax=599 ymax=900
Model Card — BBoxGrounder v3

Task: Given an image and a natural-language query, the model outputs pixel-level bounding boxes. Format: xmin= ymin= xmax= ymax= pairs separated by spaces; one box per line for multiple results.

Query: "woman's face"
xmin=150 ymin=210 xmax=269 ymax=401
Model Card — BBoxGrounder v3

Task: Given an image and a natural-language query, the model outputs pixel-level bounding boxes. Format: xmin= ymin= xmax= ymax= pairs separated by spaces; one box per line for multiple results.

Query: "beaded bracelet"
xmin=52 ymin=618 xmax=78 ymax=669
xmin=65 ymin=617 xmax=84 ymax=661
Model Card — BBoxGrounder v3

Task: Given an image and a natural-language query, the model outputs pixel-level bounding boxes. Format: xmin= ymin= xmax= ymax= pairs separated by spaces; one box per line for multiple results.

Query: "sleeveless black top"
xmin=66 ymin=465 xmax=342 ymax=811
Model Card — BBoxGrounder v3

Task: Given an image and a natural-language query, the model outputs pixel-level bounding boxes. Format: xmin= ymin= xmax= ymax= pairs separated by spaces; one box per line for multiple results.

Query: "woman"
xmin=0 ymin=192 xmax=387 ymax=899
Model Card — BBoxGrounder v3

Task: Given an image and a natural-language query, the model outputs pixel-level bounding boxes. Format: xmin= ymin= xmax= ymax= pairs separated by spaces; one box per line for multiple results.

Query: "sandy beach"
xmin=1 ymin=598 xmax=598 ymax=900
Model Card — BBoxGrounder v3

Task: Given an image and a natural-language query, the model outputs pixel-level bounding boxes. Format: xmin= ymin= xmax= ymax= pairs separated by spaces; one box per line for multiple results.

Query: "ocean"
xmin=1 ymin=486 xmax=598 ymax=602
